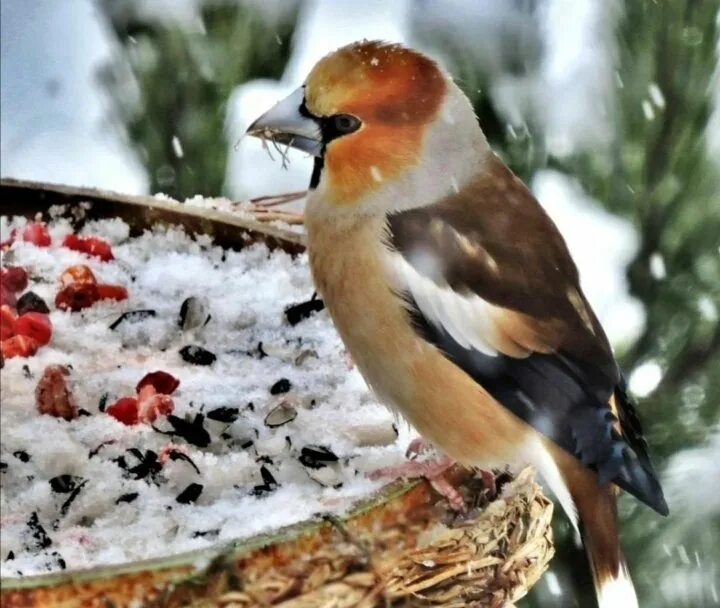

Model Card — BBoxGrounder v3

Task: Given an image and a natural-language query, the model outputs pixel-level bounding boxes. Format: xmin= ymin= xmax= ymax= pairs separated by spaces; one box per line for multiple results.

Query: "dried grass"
xmin=187 ymin=468 xmax=554 ymax=608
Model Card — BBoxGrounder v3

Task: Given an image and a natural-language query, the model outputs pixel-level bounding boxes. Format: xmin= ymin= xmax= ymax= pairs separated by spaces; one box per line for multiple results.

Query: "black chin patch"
xmin=309 ymin=156 xmax=324 ymax=190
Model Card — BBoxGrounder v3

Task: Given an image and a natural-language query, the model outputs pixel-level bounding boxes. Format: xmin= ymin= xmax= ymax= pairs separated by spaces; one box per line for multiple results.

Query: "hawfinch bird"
xmin=247 ymin=40 xmax=667 ymax=608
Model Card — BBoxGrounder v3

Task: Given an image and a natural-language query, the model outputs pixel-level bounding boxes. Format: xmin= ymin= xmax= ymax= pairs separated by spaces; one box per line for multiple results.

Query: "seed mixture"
xmin=0 ymin=211 xmax=407 ymax=577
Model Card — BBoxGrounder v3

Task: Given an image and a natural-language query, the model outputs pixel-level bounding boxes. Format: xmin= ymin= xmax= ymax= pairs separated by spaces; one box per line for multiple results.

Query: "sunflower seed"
xmin=264 ymin=402 xmax=297 ymax=428
xmin=178 ymin=297 xmax=211 ymax=331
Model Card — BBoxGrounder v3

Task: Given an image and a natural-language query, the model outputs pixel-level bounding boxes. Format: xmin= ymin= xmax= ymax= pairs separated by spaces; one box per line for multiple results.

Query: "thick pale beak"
xmin=246 ymin=87 xmax=323 ymax=157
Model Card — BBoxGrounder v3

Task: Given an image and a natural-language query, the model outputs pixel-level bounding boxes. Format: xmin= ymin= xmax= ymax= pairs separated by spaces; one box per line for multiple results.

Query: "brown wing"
xmin=388 ymin=154 xmax=667 ymax=514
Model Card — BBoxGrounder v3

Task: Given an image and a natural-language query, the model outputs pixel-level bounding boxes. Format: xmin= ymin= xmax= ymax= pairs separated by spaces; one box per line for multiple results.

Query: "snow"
xmin=0 ymin=0 xmax=148 ymax=195
xmin=649 ymin=252 xmax=667 ymax=280
xmin=648 ymin=83 xmax=666 ymax=110
xmin=642 ymin=100 xmax=656 ymax=122
xmin=0 ymin=213 xmax=406 ymax=577
xmin=412 ymin=0 xmax=618 ymax=156
xmin=171 ymin=136 xmax=184 ymax=159
xmin=538 ymin=0 xmax=619 ymax=156
xmin=627 ymin=360 xmax=663 ymax=398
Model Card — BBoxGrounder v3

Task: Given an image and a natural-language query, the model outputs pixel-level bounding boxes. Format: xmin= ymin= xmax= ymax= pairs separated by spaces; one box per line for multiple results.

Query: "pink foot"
xmin=405 ymin=437 xmax=436 ymax=459
xmin=368 ymin=454 xmax=466 ymax=512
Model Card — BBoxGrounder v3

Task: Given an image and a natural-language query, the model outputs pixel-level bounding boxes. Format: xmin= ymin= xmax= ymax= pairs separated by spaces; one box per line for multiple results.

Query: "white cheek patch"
xmin=386 ymin=252 xmax=499 ymax=357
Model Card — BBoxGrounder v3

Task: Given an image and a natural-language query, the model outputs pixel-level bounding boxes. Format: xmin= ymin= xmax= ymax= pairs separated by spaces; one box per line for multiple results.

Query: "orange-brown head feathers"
xmin=248 ymin=40 xmax=487 ymax=211
xmin=305 ymin=40 xmax=446 ymax=126
xmin=304 ymin=41 xmax=447 ymax=205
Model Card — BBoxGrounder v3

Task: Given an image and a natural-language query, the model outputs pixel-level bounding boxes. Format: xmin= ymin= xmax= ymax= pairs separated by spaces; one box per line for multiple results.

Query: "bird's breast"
xmin=306 ymin=211 xmax=418 ymax=405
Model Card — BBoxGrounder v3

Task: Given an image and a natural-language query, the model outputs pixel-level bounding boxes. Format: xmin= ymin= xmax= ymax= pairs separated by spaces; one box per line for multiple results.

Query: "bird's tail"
xmin=573 ymin=482 xmax=639 ymax=608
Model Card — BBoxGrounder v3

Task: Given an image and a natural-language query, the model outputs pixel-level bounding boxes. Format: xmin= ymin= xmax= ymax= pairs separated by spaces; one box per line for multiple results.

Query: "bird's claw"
xmin=368 ymin=453 xmax=467 ymax=512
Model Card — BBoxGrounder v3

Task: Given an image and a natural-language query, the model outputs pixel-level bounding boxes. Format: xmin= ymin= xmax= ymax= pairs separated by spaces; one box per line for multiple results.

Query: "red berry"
xmin=22 ymin=223 xmax=51 ymax=247
xmin=84 ymin=237 xmax=114 ymax=262
xmin=107 ymin=397 xmax=140 ymax=425
xmin=60 ymin=265 xmax=97 ymax=288
xmin=97 ymin=284 xmax=128 ymax=302
xmin=35 ymin=365 xmax=78 ymax=420
xmin=61 ymin=234 xmax=84 ymax=252
xmin=136 ymin=370 xmax=180 ymax=395
xmin=62 ymin=234 xmax=114 ymax=261
xmin=1 ymin=266 xmax=29 ymax=293
xmin=1 ymin=284 xmax=16 ymax=308
xmin=1 ymin=335 xmax=39 ymax=359
xmin=0 ymin=228 xmax=18 ymax=249
xmin=14 ymin=312 xmax=52 ymax=346
xmin=136 ymin=385 xmax=174 ymax=423
xmin=1 ymin=305 xmax=17 ymax=340
xmin=55 ymin=283 xmax=99 ymax=311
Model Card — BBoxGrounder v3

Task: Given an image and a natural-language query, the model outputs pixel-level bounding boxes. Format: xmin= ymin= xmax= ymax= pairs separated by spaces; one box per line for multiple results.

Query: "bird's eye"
xmin=332 ymin=114 xmax=361 ymax=134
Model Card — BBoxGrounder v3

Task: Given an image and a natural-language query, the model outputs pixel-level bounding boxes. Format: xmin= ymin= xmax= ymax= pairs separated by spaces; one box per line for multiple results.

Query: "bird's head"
xmin=247 ymin=40 xmax=489 ymax=213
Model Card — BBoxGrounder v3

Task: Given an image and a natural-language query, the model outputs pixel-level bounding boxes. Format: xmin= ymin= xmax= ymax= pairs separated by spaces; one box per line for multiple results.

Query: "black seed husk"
xmin=22 ymin=364 xmax=32 ymax=379
xmin=49 ymin=474 xmax=81 ymax=494
xmin=116 ymin=492 xmax=139 ymax=504
xmin=192 ymin=529 xmax=219 ymax=539
xmin=0 ymin=462 xmax=7 ymax=471
xmin=206 ymin=406 xmax=239 ymax=423
xmin=251 ymin=465 xmax=278 ymax=496
xmin=109 ymin=309 xmax=156 ymax=330
xmin=60 ymin=480 xmax=88 ymax=516
xmin=270 ymin=378 xmax=291 ymax=395
xmin=50 ymin=551 xmax=66 ymax=570
xmin=260 ymin=465 xmax=276 ymax=486
xmin=89 ymin=439 xmax=115 ymax=459
xmin=78 ymin=408 xmax=92 ymax=417
xmin=179 ymin=345 xmax=216 ymax=366
xmin=168 ymin=451 xmax=201 ymax=474
xmin=13 ymin=450 xmax=30 ymax=463
xmin=284 ymin=295 xmax=325 ymax=326
xmin=98 ymin=392 xmax=109 ymax=412
xmin=6 ymin=551 xmax=14 ymax=561
xmin=116 ymin=449 xmax=162 ymax=481
xmin=16 ymin=291 xmax=50 ymax=315
xmin=299 ymin=445 xmax=339 ymax=469
xmin=26 ymin=512 xmax=52 ymax=550
xmin=156 ymin=414 xmax=211 ymax=448
xmin=176 ymin=483 xmax=203 ymax=504
xmin=256 ymin=341 xmax=268 ymax=359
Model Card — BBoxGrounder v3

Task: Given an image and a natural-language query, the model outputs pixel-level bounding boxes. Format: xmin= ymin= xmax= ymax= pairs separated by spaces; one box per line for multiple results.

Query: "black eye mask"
xmin=300 ymin=98 xmax=362 ymax=189
xmin=299 ymin=99 xmax=362 ymax=145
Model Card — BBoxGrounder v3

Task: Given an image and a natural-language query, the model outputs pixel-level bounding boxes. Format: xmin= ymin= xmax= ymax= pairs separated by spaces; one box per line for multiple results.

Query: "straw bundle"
xmin=162 ymin=467 xmax=554 ymax=608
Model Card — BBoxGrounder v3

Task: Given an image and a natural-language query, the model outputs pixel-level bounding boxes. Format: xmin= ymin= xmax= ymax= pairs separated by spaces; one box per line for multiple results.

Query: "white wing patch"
xmin=385 ymin=251 xmax=502 ymax=357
